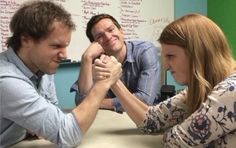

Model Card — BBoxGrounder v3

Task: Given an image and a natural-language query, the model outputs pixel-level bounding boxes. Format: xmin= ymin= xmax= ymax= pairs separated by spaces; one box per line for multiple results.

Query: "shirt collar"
xmin=124 ymin=41 xmax=135 ymax=64
xmin=5 ymin=47 xmax=42 ymax=80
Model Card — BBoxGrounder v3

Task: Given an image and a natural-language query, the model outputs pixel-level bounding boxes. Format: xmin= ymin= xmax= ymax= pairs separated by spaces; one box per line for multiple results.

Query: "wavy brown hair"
xmin=7 ymin=0 xmax=75 ymax=51
xmin=159 ymin=13 xmax=236 ymax=112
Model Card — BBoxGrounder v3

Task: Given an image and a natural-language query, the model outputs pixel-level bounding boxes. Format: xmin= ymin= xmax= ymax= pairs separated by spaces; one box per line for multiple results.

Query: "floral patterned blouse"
xmin=138 ymin=73 xmax=236 ymax=147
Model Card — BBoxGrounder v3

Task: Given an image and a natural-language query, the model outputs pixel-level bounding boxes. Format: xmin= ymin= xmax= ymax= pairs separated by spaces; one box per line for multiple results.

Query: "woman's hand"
xmin=93 ymin=54 xmax=122 ymax=86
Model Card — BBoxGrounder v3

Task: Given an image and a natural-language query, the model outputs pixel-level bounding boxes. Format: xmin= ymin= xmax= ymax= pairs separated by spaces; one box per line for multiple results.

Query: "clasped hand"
xmin=93 ymin=54 xmax=122 ymax=86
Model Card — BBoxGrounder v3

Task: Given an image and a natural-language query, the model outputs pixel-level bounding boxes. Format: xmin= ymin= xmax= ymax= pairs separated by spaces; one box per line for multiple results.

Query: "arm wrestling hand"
xmin=93 ymin=55 xmax=122 ymax=86
xmin=83 ymin=42 xmax=104 ymax=60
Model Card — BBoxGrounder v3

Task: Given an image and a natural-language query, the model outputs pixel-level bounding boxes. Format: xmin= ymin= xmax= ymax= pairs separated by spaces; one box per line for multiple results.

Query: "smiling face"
xmin=161 ymin=44 xmax=190 ymax=85
xmin=19 ymin=21 xmax=72 ymax=74
xmin=91 ymin=18 xmax=125 ymax=56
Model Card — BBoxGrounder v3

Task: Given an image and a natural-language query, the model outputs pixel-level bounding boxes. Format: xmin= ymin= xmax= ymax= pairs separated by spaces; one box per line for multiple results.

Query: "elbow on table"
xmin=57 ymin=137 xmax=82 ymax=148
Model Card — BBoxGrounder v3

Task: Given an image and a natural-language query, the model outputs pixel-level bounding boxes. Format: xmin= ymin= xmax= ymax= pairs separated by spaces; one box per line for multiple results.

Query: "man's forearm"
xmin=100 ymin=98 xmax=114 ymax=109
xmin=73 ymin=82 xmax=110 ymax=134
xmin=78 ymin=54 xmax=94 ymax=95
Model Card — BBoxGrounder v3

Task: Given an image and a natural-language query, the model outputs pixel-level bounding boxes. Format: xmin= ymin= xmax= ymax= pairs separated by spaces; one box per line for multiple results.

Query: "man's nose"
xmin=164 ymin=61 xmax=170 ymax=71
xmin=59 ymin=48 xmax=68 ymax=60
xmin=104 ymin=32 xmax=112 ymax=40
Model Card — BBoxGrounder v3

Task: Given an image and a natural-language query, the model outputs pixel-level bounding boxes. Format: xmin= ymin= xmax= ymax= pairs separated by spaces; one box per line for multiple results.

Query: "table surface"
xmin=11 ymin=110 xmax=163 ymax=148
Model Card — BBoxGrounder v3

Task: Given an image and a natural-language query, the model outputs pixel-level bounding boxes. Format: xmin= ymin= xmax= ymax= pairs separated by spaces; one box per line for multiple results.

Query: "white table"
xmin=11 ymin=110 xmax=163 ymax=148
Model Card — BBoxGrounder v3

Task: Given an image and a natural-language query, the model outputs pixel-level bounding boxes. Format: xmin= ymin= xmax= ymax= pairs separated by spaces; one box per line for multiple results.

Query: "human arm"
xmin=72 ymin=55 xmax=122 ymax=134
xmin=162 ymin=77 xmax=236 ymax=147
xmin=99 ymin=42 xmax=161 ymax=112
xmin=111 ymin=80 xmax=149 ymax=124
xmin=99 ymin=97 xmax=125 ymax=113
xmin=111 ymin=71 xmax=236 ymax=147
xmin=1 ymin=56 xmax=121 ymax=147
xmin=1 ymin=75 xmax=82 ymax=147
xmin=99 ymin=98 xmax=114 ymax=110
xmin=131 ymin=43 xmax=161 ymax=105
xmin=111 ymin=82 xmax=189 ymax=127
xmin=76 ymin=42 xmax=104 ymax=103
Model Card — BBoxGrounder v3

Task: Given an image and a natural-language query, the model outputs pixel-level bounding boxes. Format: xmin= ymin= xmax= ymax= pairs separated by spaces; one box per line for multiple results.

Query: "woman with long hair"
xmin=94 ymin=13 xmax=236 ymax=147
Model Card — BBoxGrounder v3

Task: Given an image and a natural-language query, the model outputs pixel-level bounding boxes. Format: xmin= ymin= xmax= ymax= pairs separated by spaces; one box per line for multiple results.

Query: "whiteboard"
xmin=0 ymin=0 xmax=174 ymax=62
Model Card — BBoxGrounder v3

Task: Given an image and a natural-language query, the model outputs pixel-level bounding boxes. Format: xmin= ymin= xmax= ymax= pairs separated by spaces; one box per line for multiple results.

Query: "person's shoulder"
xmin=0 ymin=59 xmax=26 ymax=79
xmin=127 ymin=40 xmax=158 ymax=53
xmin=227 ymin=72 xmax=236 ymax=82
xmin=0 ymin=59 xmax=16 ymax=72
xmin=214 ymin=72 xmax=236 ymax=93
xmin=127 ymin=40 xmax=155 ymax=47
xmin=127 ymin=40 xmax=160 ymax=56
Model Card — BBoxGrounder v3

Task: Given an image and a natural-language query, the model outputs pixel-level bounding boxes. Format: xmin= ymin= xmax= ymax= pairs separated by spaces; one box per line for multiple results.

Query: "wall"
xmin=55 ymin=0 xmax=207 ymax=109
xmin=55 ymin=63 xmax=79 ymax=109
xmin=0 ymin=0 xmax=174 ymax=61
xmin=208 ymin=0 xmax=236 ymax=58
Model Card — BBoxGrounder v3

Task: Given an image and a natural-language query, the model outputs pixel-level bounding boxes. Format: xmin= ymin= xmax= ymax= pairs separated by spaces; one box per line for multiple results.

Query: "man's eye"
xmin=51 ymin=45 xmax=61 ymax=49
xmin=96 ymin=35 xmax=101 ymax=40
xmin=95 ymin=34 xmax=103 ymax=40
xmin=109 ymin=28 xmax=115 ymax=32
xmin=167 ymin=55 xmax=174 ymax=59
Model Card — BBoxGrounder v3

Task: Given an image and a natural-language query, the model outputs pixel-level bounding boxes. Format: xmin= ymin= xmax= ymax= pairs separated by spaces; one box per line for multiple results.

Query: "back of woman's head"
xmin=159 ymin=13 xmax=235 ymax=112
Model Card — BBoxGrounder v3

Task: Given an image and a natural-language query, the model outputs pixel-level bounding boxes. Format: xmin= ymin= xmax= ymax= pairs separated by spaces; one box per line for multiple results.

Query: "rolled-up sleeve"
xmin=134 ymin=44 xmax=161 ymax=105
xmin=111 ymin=42 xmax=161 ymax=112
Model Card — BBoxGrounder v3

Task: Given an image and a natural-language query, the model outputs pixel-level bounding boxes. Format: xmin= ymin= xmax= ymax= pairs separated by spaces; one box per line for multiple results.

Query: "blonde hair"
xmin=159 ymin=13 xmax=236 ymax=112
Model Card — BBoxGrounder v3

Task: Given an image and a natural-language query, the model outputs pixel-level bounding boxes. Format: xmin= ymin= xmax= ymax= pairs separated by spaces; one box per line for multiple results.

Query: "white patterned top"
xmin=139 ymin=73 xmax=236 ymax=148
